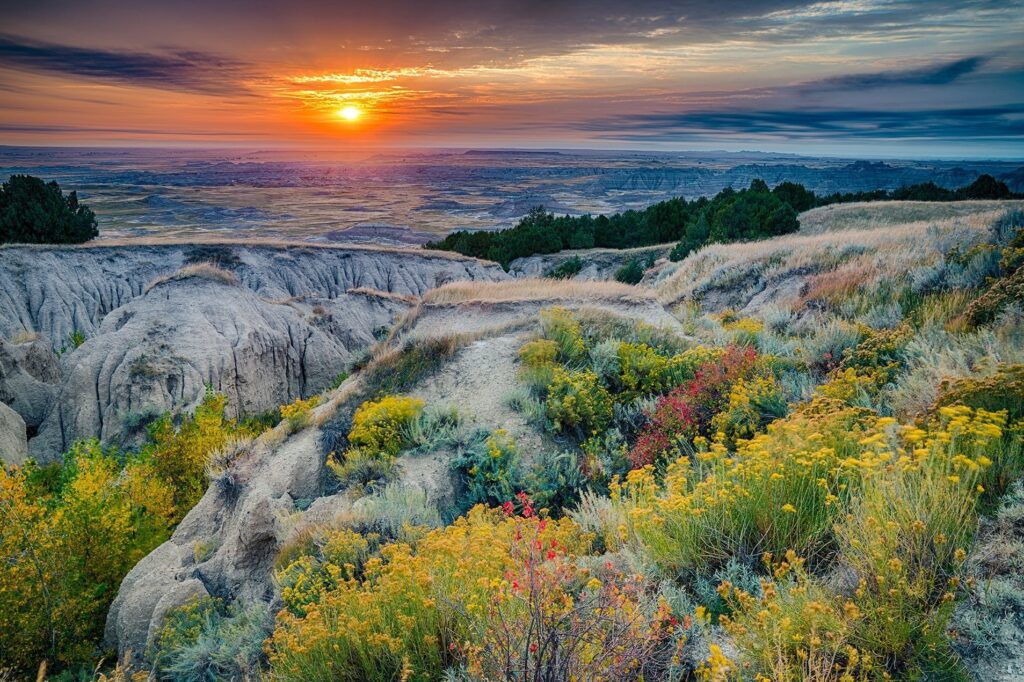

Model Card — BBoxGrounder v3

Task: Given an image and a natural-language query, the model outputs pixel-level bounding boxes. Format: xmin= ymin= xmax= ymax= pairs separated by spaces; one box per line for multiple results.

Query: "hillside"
xmin=2 ymin=202 xmax=1024 ymax=680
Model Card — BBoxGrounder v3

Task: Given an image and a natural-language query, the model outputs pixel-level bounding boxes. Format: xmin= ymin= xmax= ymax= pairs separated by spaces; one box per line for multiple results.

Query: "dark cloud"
xmin=806 ymin=57 xmax=990 ymax=91
xmin=0 ymin=35 xmax=251 ymax=94
xmin=579 ymin=105 xmax=1024 ymax=142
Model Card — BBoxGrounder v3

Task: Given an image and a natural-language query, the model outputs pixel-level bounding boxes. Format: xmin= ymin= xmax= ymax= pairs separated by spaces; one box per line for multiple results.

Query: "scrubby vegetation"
xmin=0 ymin=389 xmax=264 ymax=675
xmin=427 ymin=175 xmax=1018 ymax=269
xmin=5 ymin=204 xmax=1024 ymax=680
xmin=0 ymin=174 xmax=98 ymax=245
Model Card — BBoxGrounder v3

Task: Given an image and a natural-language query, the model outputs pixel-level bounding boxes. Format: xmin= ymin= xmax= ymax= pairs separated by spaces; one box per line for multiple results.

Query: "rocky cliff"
xmin=0 ymin=242 xmax=506 ymax=461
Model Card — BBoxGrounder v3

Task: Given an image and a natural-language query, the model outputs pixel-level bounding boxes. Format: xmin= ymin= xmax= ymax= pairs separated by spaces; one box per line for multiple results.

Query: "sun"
xmin=337 ymin=105 xmax=362 ymax=122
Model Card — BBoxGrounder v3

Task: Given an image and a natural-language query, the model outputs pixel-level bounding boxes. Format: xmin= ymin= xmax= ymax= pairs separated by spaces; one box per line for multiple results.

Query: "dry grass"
xmin=0 ymin=236 xmax=495 ymax=264
xmin=144 ymin=261 xmax=240 ymax=292
xmin=800 ymin=261 xmax=880 ymax=309
xmin=9 ymin=329 xmax=40 ymax=344
xmin=422 ymin=278 xmax=656 ymax=305
xmin=797 ymin=200 xmax=1023 ymax=234
xmin=345 ymin=287 xmax=419 ymax=304
xmin=656 ymin=212 xmax=998 ymax=306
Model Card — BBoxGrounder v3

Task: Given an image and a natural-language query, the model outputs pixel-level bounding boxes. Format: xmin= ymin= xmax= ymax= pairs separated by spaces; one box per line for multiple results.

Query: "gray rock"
xmin=0 ymin=401 xmax=28 ymax=465
xmin=0 ymin=338 xmax=58 ymax=428
xmin=508 ymin=244 xmax=670 ymax=281
xmin=0 ymin=243 xmax=505 ymax=460
xmin=29 ymin=277 xmax=406 ymax=459
xmin=104 ymin=418 xmax=344 ymax=663
xmin=0 ymin=243 xmax=505 ymax=343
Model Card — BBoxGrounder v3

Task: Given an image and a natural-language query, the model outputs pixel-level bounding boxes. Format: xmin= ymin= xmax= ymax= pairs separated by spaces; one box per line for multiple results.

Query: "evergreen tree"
xmin=0 ymin=175 xmax=98 ymax=244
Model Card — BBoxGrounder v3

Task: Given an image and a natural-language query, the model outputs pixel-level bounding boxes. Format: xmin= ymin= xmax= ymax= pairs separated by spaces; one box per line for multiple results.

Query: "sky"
xmin=0 ymin=0 xmax=1022 ymax=156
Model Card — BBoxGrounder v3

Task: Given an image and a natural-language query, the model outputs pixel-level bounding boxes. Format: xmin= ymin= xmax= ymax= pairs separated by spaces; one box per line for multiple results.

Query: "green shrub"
xmin=150 ymin=597 xmax=271 ymax=681
xmin=526 ymin=450 xmax=587 ymax=515
xmin=363 ymin=335 xmax=464 ymax=396
xmin=0 ymin=174 xmax=98 ymax=244
xmin=539 ymin=307 xmax=586 ymax=364
xmin=451 ymin=429 xmax=521 ymax=511
xmin=931 ymin=364 xmax=1024 ymax=423
xmin=545 ymin=256 xmax=584 ymax=279
xmin=614 ymin=258 xmax=645 ymax=284
xmin=545 ymin=368 xmax=613 ymax=437
xmin=327 ymin=448 xmax=399 ymax=492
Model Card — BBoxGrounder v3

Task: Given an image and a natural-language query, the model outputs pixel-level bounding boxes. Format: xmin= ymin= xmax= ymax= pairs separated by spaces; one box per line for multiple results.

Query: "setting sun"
xmin=337 ymin=105 xmax=362 ymax=122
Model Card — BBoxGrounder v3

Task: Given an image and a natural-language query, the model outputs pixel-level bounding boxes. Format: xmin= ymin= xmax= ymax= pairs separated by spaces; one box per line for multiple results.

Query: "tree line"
xmin=427 ymin=174 xmax=1019 ymax=268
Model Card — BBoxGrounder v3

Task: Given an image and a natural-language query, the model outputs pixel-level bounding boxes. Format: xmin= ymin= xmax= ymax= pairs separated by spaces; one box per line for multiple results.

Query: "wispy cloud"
xmin=0 ymin=34 xmax=251 ymax=95
xmin=805 ymin=56 xmax=990 ymax=91
xmin=580 ymin=105 xmax=1024 ymax=142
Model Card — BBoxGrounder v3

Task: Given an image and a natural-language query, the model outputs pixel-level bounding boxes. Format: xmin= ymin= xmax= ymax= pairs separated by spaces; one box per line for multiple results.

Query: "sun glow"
xmin=337 ymin=105 xmax=362 ymax=121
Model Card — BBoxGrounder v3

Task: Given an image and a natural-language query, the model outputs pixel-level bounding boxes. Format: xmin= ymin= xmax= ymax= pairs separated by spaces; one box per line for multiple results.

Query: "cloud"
xmin=0 ymin=35 xmax=251 ymax=94
xmin=805 ymin=56 xmax=990 ymax=91
xmin=579 ymin=105 xmax=1024 ymax=142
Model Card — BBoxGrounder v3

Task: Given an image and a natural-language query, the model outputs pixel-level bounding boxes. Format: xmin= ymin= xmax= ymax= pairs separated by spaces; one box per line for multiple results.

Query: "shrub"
xmin=463 ymin=506 xmax=671 ymax=681
xmin=617 ymin=400 xmax=879 ymax=574
xmin=277 ymin=529 xmax=373 ymax=617
xmin=348 ymin=483 xmax=443 ymax=540
xmin=709 ymin=375 xmax=788 ymax=448
xmin=451 ymin=429 xmax=522 ymax=511
xmin=363 ymin=335 xmax=464 ymax=396
xmin=517 ymin=338 xmax=558 ymax=393
xmin=545 ymin=367 xmax=614 ymax=437
xmin=150 ymin=597 xmax=271 ymax=682
xmin=931 ymin=363 xmax=1024 ymax=423
xmin=267 ymin=508 xmax=588 ymax=682
xmin=614 ymin=258 xmax=645 ymax=284
xmin=719 ymin=553 xmax=871 ymax=681
xmin=525 ymin=449 xmax=587 ymax=515
xmin=588 ymin=338 xmax=622 ymax=386
xmin=831 ymin=406 xmax=1009 ymax=673
xmin=545 ymin=255 xmax=584 ymax=279
xmin=327 ymin=448 xmax=399 ymax=492
xmin=616 ymin=342 xmax=712 ymax=399
xmin=839 ymin=323 xmax=912 ymax=389
xmin=348 ymin=396 xmax=424 ymax=457
xmin=539 ymin=307 xmax=586 ymax=364
xmin=0 ymin=174 xmax=98 ymax=244
xmin=629 ymin=346 xmax=759 ymax=467
xmin=280 ymin=395 xmax=321 ymax=432
xmin=144 ymin=388 xmax=246 ymax=522
xmin=0 ymin=441 xmax=175 ymax=672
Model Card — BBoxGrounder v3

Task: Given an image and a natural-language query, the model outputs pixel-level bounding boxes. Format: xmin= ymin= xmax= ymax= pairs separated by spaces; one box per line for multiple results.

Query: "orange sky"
xmin=1 ymin=0 xmax=1023 ymax=155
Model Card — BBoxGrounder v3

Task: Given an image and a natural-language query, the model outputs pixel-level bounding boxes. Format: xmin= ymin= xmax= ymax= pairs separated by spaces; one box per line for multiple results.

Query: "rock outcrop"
xmin=0 ymin=243 xmax=506 ymax=459
xmin=508 ymin=244 xmax=670 ymax=280
xmin=0 ymin=337 xmax=59 ymax=431
xmin=0 ymin=401 xmax=28 ymax=465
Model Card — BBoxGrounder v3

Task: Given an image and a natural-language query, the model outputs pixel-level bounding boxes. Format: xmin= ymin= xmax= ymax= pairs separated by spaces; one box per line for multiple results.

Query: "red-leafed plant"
xmin=464 ymin=493 xmax=673 ymax=681
xmin=629 ymin=346 xmax=758 ymax=468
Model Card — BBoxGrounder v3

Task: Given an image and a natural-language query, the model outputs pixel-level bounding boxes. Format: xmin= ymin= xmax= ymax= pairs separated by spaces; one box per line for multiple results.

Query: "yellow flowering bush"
xmin=718 ymin=552 xmax=873 ymax=682
xmin=545 ymin=367 xmax=614 ymax=436
xmin=709 ymin=375 xmax=788 ymax=448
xmin=539 ymin=306 xmax=586 ymax=363
xmin=348 ymin=395 xmax=425 ymax=457
xmin=280 ymin=394 xmax=321 ymax=431
xmin=145 ymin=388 xmax=249 ymax=521
xmin=517 ymin=338 xmax=558 ymax=391
xmin=267 ymin=507 xmax=589 ymax=682
xmin=836 ymin=406 xmax=1007 ymax=666
xmin=0 ymin=441 xmax=175 ymax=672
xmin=617 ymin=401 xmax=879 ymax=573
xmin=617 ymin=342 xmax=722 ymax=398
